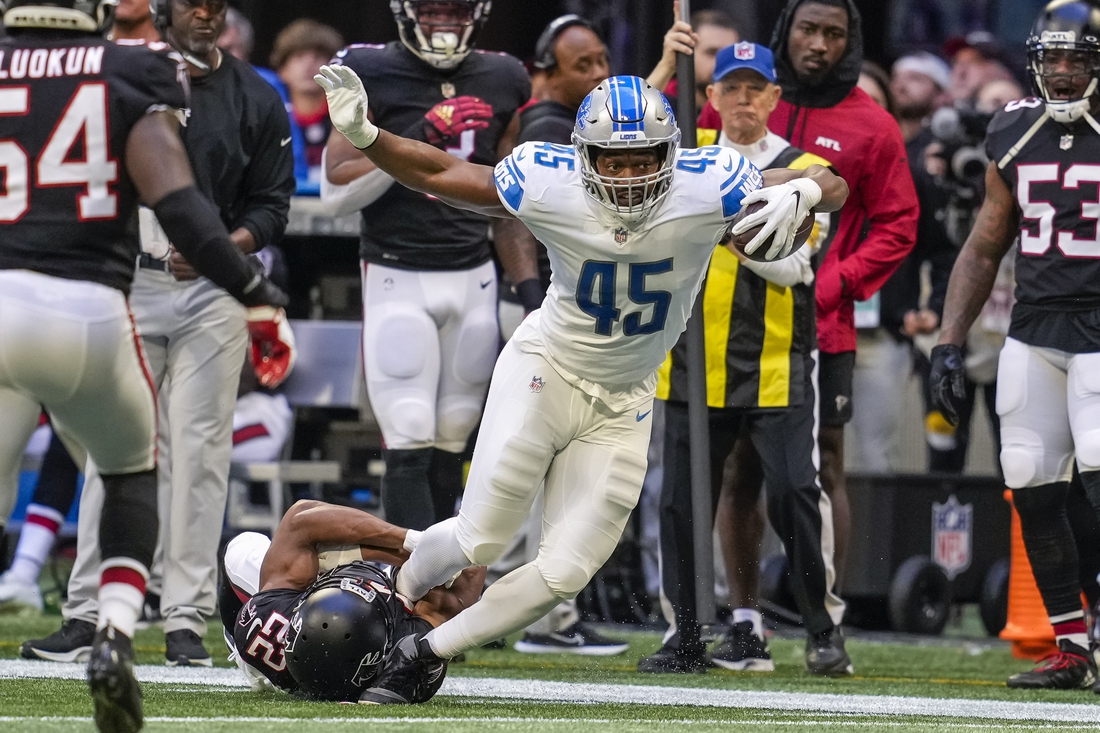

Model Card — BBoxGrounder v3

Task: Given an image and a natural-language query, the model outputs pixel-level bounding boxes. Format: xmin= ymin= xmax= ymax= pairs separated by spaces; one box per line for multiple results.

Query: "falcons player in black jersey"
xmin=321 ymin=1 xmax=530 ymax=534
xmin=0 ymin=1 xmax=284 ymax=730
xmin=219 ymin=501 xmax=482 ymax=702
xmin=932 ymin=0 xmax=1100 ymax=692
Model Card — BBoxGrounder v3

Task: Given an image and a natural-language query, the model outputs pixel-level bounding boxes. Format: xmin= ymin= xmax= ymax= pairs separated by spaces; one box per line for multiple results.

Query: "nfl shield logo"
xmin=734 ymin=42 xmax=755 ymax=60
xmin=529 ymin=376 xmax=544 ymax=393
xmin=441 ymin=82 xmax=457 ymax=99
xmin=614 ymin=227 xmax=628 ymax=244
xmin=932 ymin=495 xmax=973 ymax=580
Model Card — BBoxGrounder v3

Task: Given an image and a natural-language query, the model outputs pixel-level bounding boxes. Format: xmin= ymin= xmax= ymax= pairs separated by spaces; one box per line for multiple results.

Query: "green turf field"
xmin=2 ymin=614 xmax=1099 ymax=732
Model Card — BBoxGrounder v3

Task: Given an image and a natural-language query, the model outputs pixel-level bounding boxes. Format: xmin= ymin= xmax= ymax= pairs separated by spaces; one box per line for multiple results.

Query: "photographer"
xmin=914 ymin=78 xmax=1024 ymax=473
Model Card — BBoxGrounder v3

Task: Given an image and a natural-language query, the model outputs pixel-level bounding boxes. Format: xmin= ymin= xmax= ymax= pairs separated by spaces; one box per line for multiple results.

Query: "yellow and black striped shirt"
xmin=657 ymin=135 xmax=836 ymax=409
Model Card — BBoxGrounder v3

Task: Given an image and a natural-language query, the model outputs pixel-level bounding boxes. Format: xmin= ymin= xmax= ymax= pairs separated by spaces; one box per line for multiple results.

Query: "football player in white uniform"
xmin=316 ymin=64 xmax=848 ymax=704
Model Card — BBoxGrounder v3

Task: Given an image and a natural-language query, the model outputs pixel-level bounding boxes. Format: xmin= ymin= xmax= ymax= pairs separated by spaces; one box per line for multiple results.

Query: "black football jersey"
xmin=334 ymin=42 xmax=530 ymax=271
xmin=986 ymin=99 xmax=1100 ymax=352
xmin=233 ymin=562 xmax=425 ymax=694
xmin=0 ymin=34 xmax=186 ymax=294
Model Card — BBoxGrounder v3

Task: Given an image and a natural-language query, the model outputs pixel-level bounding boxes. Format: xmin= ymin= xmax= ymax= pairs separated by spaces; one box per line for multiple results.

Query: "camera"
xmin=928 ymin=106 xmax=994 ymax=245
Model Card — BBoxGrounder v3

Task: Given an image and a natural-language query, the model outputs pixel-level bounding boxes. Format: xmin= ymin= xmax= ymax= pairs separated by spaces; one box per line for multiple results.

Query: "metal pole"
xmin=675 ymin=0 xmax=716 ymax=628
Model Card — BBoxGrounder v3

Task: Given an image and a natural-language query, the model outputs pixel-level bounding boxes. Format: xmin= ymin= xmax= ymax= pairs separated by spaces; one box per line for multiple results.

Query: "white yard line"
xmin=1 ymin=659 xmax=1098 ymax=725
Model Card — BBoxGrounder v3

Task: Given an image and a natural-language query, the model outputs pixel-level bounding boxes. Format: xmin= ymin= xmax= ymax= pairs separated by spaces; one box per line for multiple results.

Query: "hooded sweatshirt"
xmin=762 ymin=0 xmax=918 ymax=354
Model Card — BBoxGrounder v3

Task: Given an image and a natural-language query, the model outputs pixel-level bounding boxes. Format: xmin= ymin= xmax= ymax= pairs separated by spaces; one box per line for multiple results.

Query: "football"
xmin=728 ymin=201 xmax=815 ymax=262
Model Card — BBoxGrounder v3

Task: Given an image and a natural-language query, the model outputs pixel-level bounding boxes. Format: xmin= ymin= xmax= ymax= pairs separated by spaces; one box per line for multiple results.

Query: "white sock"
xmin=7 ymin=505 xmax=64 ymax=585
xmin=396 ymin=517 xmax=469 ymax=601
xmin=97 ymin=560 xmax=148 ymax=638
xmin=733 ymin=608 xmax=764 ymax=639
xmin=426 ymin=563 xmax=560 ymax=658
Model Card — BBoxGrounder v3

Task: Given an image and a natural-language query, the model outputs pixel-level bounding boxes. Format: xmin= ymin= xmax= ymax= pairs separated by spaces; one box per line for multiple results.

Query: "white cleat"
xmin=0 ymin=571 xmax=43 ymax=614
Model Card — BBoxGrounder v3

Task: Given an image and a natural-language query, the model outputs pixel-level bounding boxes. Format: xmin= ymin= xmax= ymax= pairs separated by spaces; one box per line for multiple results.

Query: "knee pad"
xmin=435 ymin=399 xmax=482 ymax=451
xmin=1000 ymin=445 xmax=1038 ymax=489
xmin=1075 ymin=429 xmax=1100 ymax=472
xmin=373 ymin=308 xmax=434 ymax=380
xmin=535 ymin=557 xmax=592 ymax=600
xmin=452 ymin=309 xmax=499 ymax=385
xmin=384 ymin=396 xmax=436 ymax=446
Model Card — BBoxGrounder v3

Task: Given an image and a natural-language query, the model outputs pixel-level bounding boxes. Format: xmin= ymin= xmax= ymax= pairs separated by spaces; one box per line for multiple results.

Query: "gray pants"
xmin=64 ymin=268 xmax=247 ymax=636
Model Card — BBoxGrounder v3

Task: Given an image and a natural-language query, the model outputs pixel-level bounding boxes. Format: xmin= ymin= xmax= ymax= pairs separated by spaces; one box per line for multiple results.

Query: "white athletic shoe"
xmin=0 ymin=571 xmax=43 ymax=614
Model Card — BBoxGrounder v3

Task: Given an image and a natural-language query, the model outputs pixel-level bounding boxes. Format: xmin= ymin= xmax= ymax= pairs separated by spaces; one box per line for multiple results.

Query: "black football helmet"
xmin=1027 ymin=0 xmax=1100 ymax=122
xmin=0 ymin=0 xmax=117 ymax=33
xmin=390 ymin=0 xmax=490 ymax=70
xmin=283 ymin=574 xmax=394 ymax=702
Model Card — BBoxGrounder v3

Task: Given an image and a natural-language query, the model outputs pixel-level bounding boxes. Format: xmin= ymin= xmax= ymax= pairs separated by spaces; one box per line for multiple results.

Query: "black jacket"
xmin=770 ymin=0 xmax=864 ymax=110
xmin=182 ymin=53 xmax=294 ymax=250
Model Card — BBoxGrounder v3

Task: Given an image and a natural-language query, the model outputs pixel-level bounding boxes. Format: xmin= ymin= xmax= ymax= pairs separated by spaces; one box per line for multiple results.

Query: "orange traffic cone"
xmin=999 ymin=490 xmax=1058 ymax=660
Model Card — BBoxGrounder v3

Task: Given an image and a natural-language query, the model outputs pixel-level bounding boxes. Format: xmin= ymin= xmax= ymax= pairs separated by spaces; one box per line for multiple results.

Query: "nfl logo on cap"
xmin=734 ymin=42 xmax=755 ymax=60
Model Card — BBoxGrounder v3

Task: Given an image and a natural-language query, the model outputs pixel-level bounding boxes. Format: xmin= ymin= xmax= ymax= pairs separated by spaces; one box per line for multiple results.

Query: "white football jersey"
xmin=494 ymin=141 xmax=761 ymax=410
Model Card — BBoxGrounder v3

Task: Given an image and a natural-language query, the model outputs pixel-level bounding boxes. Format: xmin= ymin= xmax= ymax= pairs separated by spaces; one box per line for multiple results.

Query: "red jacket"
xmin=767 ymin=88 xmax=919 ymax=353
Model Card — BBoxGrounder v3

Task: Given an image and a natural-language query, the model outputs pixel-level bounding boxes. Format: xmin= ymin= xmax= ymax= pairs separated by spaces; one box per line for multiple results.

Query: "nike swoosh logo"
xmin=723 ymin=159 xmax=733 ymax=171
xmin=636 ymin=410 xmax=651 ymax=422
xmin=548 ymin=633 xmax=584 ymax=645
xmin=515 ymin=148 xmax=526 ymax=161
xmin=280 ymin=137 xmax=292 ymax=147
xmin=480 ymin=280 xmax=492 ymax=289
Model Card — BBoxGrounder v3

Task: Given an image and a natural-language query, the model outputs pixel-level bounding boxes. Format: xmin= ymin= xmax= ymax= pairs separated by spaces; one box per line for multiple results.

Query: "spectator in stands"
xmin=857 ymin=60 xmax=892 ymax=113
xmin=648 ymin=3 xmax=739 ymax=110
xmin=944 ymin=31 xmax=1016 ymax=103
xmin=219 ymin=5 xmax=253 ymax=61
xmin=270 ymin=20 xmax=344 ymax=186
xmin=764 ymin=0 xmax=918 ymax=579
xmin=849 ymin=52 xmax=956 ymax=472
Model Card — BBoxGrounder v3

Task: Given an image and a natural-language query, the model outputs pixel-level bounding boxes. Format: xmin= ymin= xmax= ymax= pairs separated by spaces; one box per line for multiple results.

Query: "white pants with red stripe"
xmin=0 ymin=270 xmax=156 ymax=524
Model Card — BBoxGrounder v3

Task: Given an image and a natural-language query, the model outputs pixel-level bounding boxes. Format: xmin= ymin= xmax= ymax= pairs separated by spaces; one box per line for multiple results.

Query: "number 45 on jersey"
xmin=576 ymin=259 xmax=672 ymax=336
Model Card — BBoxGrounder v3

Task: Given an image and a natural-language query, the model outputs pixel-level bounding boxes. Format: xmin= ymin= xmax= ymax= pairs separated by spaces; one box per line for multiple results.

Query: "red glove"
xmin=246 ymin=306 xmax=297 ymax=388
xmin=415 ymin=96 xmax=494 ymax=145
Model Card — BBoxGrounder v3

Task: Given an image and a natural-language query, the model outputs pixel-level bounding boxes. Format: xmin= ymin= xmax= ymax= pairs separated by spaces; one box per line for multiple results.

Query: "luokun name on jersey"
xmin=0 ymin=46 xmax=105 ymax=80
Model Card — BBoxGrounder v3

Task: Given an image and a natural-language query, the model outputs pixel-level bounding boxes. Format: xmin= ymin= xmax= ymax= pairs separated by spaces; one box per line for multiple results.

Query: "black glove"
xmin=237 ymin=275 xmax=289 ymax=309
xmin=929 ymin=344 xmax=967 ymax=427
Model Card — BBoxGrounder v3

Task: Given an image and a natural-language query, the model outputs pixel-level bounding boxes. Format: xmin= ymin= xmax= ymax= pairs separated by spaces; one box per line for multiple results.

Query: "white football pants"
xmin=997 ymin=337 xmax=1100 ymax=488
xmin=64 ymin=268 xmax=247 ymax=635
xmin=0 ymin=271 xmax=156 ymax=523
xmin=361 ymin=260 xmax=498 ymax=452
xmin=399 ymin=340 xmax=653 ymax=657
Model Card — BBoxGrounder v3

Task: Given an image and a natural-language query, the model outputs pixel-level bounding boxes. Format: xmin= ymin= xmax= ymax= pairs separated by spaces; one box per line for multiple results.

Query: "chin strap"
xmin=1083 ymin=111 xmax=1100 ymax=137
xmin=998 ymin=110 xmax=1051 ymax=170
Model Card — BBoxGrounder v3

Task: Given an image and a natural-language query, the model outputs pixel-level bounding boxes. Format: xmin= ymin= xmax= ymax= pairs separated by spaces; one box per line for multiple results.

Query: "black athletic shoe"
xmin=87 ymin=626 xmax=143 ymax=733
xmin=358 ymin=634 xmax=448 ymax=705
xmin=1007 ymin=640 xmax=1097 ymax=689
xmin=513 ymin=622 xmax=629 ymax=656
xmin=805 ymin=626 xmax=853 ymax=677
xmin=637 ymin=643 xmax=708 ymax=674
xmin=135 ymin=592 xmax=162 ymax=630
xmin=22 ymin=618 xmax=97 ymax=663
xmin=709 ymin=621 xmax=775 ymax=672
xmin=165 ymin=629 xmax=213 ymax=667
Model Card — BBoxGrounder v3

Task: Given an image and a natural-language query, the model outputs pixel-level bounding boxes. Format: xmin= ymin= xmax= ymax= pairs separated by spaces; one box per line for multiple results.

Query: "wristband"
xmin=514 ymin=278 xmax=545 ymax=313
xmin=403 ymin=529 xmax=422 ymax=554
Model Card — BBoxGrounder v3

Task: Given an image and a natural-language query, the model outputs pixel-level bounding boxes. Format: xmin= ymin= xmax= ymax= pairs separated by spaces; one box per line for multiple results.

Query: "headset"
xmin=533 ymin=13 xmax=597 ymax=71
xmin=149 ymin=0 xmax=169 ymax=35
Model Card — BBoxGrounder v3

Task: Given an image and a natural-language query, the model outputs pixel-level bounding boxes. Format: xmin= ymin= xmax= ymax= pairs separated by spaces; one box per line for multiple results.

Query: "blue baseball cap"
xmin=712 ymin=42 xmax=777 ymax=85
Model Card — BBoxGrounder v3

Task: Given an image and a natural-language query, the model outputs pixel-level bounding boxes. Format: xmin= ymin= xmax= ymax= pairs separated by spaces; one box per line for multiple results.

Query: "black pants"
xmin=658 ymin=384 xmax=839 ymax=652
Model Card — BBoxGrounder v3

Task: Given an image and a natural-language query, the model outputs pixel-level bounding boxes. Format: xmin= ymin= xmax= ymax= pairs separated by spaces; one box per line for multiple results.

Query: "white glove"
xmin=314 ymin=64 xmax=378 ymax=149
xmin=731 ymin=177 xmax=822 ymax=261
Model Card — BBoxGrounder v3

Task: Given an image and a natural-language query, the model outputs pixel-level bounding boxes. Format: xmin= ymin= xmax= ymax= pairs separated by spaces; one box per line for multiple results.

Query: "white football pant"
xmin=398 ymin=340 xmax=653 ymax=657
xmin=0 ymin=270 xmax=156 ymax=525
xmin=997 ymin=337 xmax=1100 ymax=488
xmin=361 ymin=260 xmax=498 ymax=452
